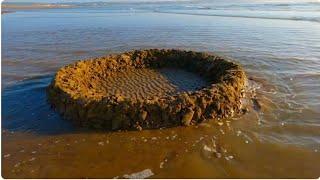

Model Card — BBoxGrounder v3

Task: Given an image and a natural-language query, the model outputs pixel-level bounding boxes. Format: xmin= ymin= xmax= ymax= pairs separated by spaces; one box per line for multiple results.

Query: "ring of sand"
xmin=47 ymin=49 xmax=247 ymax=130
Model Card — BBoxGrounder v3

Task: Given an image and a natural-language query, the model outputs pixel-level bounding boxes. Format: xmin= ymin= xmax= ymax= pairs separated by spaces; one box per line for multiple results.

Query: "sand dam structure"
xmin=47 ymin=49 xmax=247 ymax=130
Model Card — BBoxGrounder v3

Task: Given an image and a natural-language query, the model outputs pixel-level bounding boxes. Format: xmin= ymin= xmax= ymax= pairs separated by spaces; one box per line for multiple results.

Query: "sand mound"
xmin=47 ymin=49 xmax=247 ymax=130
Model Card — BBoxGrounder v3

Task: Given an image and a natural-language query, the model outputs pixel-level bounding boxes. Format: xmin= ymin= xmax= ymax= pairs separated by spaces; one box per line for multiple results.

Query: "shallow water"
xmin=2 ymin=0 xmax=320 ymax=178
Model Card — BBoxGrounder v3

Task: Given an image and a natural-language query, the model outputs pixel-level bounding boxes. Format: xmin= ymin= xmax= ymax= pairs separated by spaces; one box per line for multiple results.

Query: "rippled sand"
xmin=100 ymin=68 xmax=208 ymax=100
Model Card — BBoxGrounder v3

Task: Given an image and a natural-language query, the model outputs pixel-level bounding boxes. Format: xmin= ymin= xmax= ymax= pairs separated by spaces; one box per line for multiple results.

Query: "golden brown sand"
xmin=99 ymin=68 xmax=209 ymax=100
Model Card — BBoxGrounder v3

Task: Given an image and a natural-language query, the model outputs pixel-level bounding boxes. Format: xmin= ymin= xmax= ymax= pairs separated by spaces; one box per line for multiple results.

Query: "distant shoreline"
xmin=2 ymin=10 xmax=14 ymax=14
xmin=2 ymin=3 xmax=73 ymax=10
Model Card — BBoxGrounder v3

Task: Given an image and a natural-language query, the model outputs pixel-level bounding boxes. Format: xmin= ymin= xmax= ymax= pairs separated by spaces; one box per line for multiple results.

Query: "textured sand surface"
xmin=48 ymin=49 xmax=246 ymax=130
xmin=100 ymin=68 xmax=209 ymax=100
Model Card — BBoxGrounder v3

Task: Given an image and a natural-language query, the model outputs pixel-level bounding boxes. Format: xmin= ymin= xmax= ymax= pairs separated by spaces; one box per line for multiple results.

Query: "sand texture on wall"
xmin=47 ymin=49 xmax=247 ymax=130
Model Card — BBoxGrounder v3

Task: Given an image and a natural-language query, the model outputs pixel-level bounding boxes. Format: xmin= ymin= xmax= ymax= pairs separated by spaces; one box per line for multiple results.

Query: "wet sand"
xmin=100 ymin=68 xmax=208 ymax=100
xmin=3 ymin=77 xmax=319 ymax=178
xmin=3 ymin=109 xmax=320 ymax=178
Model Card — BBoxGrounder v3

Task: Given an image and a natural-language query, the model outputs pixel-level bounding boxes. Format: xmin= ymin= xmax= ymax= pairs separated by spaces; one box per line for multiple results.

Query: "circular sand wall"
xmin=47 ymin=49 xmax=247 ymax=130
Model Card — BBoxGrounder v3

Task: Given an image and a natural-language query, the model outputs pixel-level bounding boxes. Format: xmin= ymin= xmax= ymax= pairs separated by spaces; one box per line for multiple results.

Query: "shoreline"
xmin=2 ymin=10 xmax=14 ymax=14
xmin=2 ymin=3 xmax=73 ymax=10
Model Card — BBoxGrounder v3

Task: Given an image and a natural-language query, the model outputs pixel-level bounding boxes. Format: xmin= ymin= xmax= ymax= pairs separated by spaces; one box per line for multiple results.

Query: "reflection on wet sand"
xmin=3 ymin=118 xmax=319 ymax=178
